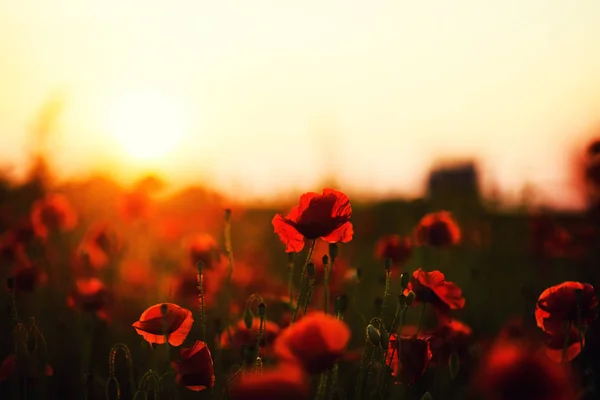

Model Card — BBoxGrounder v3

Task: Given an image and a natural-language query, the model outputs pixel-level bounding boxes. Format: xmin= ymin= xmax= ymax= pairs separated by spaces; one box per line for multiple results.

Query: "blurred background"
xmin=2 ymin=1 xmax=600 ymax=399
xmin=2 ymin=0 xmax=600 ymax=207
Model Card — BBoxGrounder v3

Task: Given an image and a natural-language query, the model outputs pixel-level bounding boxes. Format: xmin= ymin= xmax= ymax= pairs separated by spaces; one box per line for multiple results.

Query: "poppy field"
xmin=2 ymin=153 xmax=600 ymax=400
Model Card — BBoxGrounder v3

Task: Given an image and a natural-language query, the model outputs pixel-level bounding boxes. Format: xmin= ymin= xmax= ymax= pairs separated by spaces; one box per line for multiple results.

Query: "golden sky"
xmin=1 ymin=1 xmax=600 ymax=208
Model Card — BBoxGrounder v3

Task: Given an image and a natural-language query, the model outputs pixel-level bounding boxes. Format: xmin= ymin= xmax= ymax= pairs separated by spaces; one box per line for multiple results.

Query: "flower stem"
xmin=380 ymin=269 xmax=391 ymax=320
xmin=292 ymin=240 xmax=316 ymax=323
xmin=303 ymin=278 xmax=316 ymax=316
xmin=324 ymin=258 xmax=334 ymax=314
xmin=288 ymin=255 xmax=295 ymax=309
xmin=224 ymin=209 xmax=235 ymax=343
xmin=197 ymin=262 xmax=207 ymax=342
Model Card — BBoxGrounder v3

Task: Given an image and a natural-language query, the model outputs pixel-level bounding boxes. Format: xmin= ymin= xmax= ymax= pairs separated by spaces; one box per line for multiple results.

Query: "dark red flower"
xmin=273 ymin=311 xmax=350 ymax=374
xmin=133 ymin=303 xmax=194 ymax=346
xmin=374 ymin=235 xmax=413 ymax=268
xmin=171 ymin=341 xmax=215 ymax=391
xmin=405 ymin=269 xmax=465 ymax=314
xmin=0 ymin=355 xmax=53 ymax=382
xmin=30 ymin=194 xmax=78 ymax=240
xmin=386 ymin=334 xmax=432 ymax=384
xmin=230 ymin=363 xmax=310 ymax=400
xmin=272 ymin=189 xmax=353 ymax=253
xmin=414 ymin=211 xmax=461 ymax=247
xmin=535 ymin=281 xmax=598 ymax=336
xmin=473 ymin=339 xmax=577 ymax=400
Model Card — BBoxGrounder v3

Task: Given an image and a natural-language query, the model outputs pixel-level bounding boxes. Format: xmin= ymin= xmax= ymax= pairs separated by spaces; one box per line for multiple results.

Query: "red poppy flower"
xmin=78 ymin=223 xmax=121 ymax=270
xmin=183 ymin=233 xmax=221 ymax=269
xmin=272 ymin=189 xmax=353 ymax=253
xmin=374 ymin=235 xmax=413 ymax=268
xmin=67 ymin=278 xmax=111 ymax=319
xmin=30 ymin=194 xmax=78 ymax=240
xmin=386 ymin=334 xmax=433 ymax=385
xmin=0 ymin=355 xmax=53 ymax=382
xmin=220 ymin=318 xmax=281 ymax=350
xmin=404 ymin=269 xmax=465 ymax=314
xmin=273 ymin=311 xmax=350 ymax=374
xmin=133 ymin=303 xmax=194 ymax=346
xmin=414 ymin=211 xmax=461 ymax=247
xmin=543 ymin=326 xmax=584 ymax=363
xmin=535 ymin=281 xmax=598 ymax=336
xmin=473 ymin=339 xmax=577 ymax=400
xmin=229 ymin=363 xmax=310 ymax=400
xmin=171 ymin=341 xmax=215 ymax=391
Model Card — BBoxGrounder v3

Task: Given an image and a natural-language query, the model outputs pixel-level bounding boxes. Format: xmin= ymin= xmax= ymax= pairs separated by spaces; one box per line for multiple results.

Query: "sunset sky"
xmin=1 ymin=1 xmax=600 ymax=208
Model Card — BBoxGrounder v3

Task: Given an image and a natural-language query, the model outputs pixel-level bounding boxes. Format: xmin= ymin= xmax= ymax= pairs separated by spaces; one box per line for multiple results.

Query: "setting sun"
xmin=107 ymin=91 xmax=187 ymax=162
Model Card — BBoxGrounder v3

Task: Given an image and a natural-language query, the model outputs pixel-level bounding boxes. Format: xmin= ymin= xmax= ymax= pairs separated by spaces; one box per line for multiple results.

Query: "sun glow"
xmin=107 ymin=91 xmax=188 ymax=162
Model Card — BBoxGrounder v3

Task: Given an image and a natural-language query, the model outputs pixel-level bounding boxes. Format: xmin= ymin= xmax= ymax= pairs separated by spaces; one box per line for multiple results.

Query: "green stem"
xmin=288 ymin=257 xmax=295 ymax=309
xmin=303 ymin=278 xmax=316 ymax=316
xmin=292 ymin=240 xmax=316 ymax=323
xmin=197 ymin=263 xmax=207 ymax=342
xmin=324 ymin=259 xmax=333 ymax=314
xmin=380 ymin=269 xmax=391 ymax=320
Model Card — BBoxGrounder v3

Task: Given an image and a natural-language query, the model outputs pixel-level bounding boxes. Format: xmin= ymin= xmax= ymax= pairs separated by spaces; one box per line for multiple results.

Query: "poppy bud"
xmin=380 ymin=326 xmax=390 ymax=349
xmin=306 ymin=263 xmax=315 ymax=279
xmin=6 ymin=277 xmax=15 ymax=291
xmin=258 ymin=302 xmax=267 ymax=318
xmin=400 ymin=273 xmax=410 ymax=289
xmin=224 ymin=209 xmax=232 ymax=222
xmin=243 ymin=308 xmax=254 ymax=329
xmin=366 ymin=324 xmax=381 ymax=346
xmin=398 ymin=294 xmax=407 ymax=307
xmin=406 ymin=291 xmax=416 ymax=306
xmin=334 ymin=295 xmax=348 ymax=315
xmin=449 ymin=351 xmax=460 ymax=380
xmin=420 ymin=392 xmax=434 ymax=400
xmin=322 ymin=254 xmax=329 ymax=266
xmin=328 ymin=243 xmax=339 ymax=260
xmin=384 ymin=258 xmax=392 ymax=273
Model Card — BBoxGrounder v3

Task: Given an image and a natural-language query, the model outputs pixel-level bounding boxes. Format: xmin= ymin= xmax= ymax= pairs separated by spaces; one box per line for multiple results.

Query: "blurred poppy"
xmin=429 ymin=319 xmax=472 ymax=367
xmin=77 ymin=222 xmax=121 ymax=270
xmin=273 ymin=311 xmax=350 ymax=374
xmin=386 ymin=334 xmax=432 ymax=385
xmin=30 ymin=194 xmax=77 ymax=240
xmin=543 ymin=326 xmax=584 ymax=363
xmin=0 ymin=354 xmax=53 ymax=382
xmin=272 ymin=189 xmax=353 ymax=253
xmin=374 ymin=234 xmax=413 ymax=269
xmin=67 ymin=278 xmax=111 ymax=319
xmin=529 ymin=216 xmax=573 ymax=259
xmin=183 ymin=233 xmax=221 ymax=269
xmin=473 ymin=338 xmax=577 ymax=400
xmin=229 ymin=363 xmax=310 ymax=400
xmin=414 ymin=211 xmax=461 ymax=247
xmin=405 ymin=269 xmax=465 ymax=315
xmin=220 ymin=318 xmax=281 ymax=351
xmin=10 ymin=264 xmax=47 ymax=293
xmin=535 ymin=281 xmax=598 ymax=336
xmin=118 ymin=190 xmax=152 ymax=222
xmin=171 ymin=340 xmax=215 ymax=391
xmin=132 ymin=303 xmax=194 ymax=346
